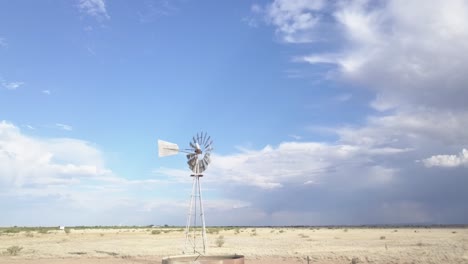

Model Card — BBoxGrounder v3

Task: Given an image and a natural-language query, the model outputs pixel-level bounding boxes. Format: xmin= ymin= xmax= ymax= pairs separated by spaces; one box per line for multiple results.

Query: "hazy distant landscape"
xmin=1 ymin=226 xmax=467 ymax=264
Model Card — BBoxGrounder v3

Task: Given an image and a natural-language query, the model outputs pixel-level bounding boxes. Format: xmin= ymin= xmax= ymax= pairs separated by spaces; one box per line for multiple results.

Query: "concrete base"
xmin=162 ymin=254 xmax=244 ymax=264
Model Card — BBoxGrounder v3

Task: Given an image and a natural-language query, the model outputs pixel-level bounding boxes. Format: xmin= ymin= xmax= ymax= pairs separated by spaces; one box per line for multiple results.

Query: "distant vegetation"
xmin=0 ymin=224 xmax=466 ymax=236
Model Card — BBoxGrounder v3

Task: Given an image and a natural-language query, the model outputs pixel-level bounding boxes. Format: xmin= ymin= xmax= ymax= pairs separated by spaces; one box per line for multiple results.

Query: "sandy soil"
xmin=0 ymin=227 xmax=467 ymax=264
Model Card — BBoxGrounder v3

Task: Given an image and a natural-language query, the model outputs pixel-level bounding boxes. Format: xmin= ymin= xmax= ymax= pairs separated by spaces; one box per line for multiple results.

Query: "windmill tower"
xmin=158 ymin=132 xmax=213 ymax=255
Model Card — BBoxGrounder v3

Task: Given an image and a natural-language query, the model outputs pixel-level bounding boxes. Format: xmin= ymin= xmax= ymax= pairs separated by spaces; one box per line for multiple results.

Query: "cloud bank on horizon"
xmin=0 ymin=0 xmax=467 ymax=226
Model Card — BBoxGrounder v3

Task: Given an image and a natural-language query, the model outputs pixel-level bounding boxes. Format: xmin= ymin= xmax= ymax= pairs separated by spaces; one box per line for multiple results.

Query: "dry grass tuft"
xmin=4 ymin=246 xmax=23 ymax=256
xmin=215 ymin=235 xmax=225 ymax=247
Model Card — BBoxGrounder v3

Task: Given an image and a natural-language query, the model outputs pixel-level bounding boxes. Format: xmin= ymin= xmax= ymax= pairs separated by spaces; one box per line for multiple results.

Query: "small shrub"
xmin=351 ymin=257 xmax=360 ymax=264
xmin=416 ymin=242 xmax=424 ymax=247
xmin=344 ymin=229 xmax=348 ymax=232
xmin=452 ymin=231 xmax=457 ymax=234
xmin=38 ymin=229 xmax=49 ymax=234
xmin=207 ymin=228 xmax=219 ymax=234
xmin=215 ymin=235 xmax=225 ymax=247
xmin=4 ymin=229 xmax=20 ymax=234
xmin=234 ymin=228 xmax=240 ymax=234
xmin=151 ymin=230 xmax=161 ymax=235
xmin=25 ymin=232 xmax=34 ymax=238
xmin=100 ymin=233 xmax=104 ymax=237
xmin=380 ymin=236 xmax=386 ymax=240
xmin=5 ymin=246 xmax=23 ymax=256
xmin=279 ymin=230 xmax=284 ymax=233
xmin=64 ymin=228 xmax=71 ymax=234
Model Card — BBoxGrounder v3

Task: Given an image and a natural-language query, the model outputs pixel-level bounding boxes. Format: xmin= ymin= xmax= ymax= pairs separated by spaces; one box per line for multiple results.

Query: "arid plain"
xmin=0 ymin=227 xmax=467 ymax=264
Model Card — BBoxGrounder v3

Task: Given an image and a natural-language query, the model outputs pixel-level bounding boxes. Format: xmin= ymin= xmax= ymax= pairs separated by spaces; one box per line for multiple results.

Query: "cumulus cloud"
xmin=42 ymin=90 xmax=51 ymax=95
xmin=304 ymin=0 xmax=468 ymax=111
xmin=179 ymin=0 xmax=468 ymax=224
xmin=423 ymin=149 xmax=468 ymax=168
xmin=203 ymin=142 xmax=409 ymax=190
xmin=0 ymin=121 xmax=250 ymax=226
xmin=156 ymin=133 xmax=468 ymax=224
xmin=0 ymin=121 xmax=111 ymax=188
xmin=259 ymin=0 xmax=468 ymax=112
xmin=78 ymin=0 xmax=109 ymax=19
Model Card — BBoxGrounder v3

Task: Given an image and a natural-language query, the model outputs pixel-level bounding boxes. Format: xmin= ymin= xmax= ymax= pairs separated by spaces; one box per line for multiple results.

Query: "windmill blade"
xmin=204 ymin=140 xmax=213 ymax=151
xmin=204 ymin=136 xmax=211 ymax=147
xmin=187 ymin=158 xmax=197 ymax=170
xmin=202 ymin=132 xmax=207 ymax=145
xmin=199 ymin=162 xmax=206 ymax=173
xmin=189 ymin=141 xmax=197 ymax=150
xmin=186 ymin=153 xmax=197 ymax=160
xmin=199 ymin=132 xmax=203 ymax=145
xmin=158 ymin=140 xmax=180 ymax=157
xmin=202 ymin=157 xmax=209 ymax=168
xmin=203 ymin=154 xmax=211 ymax=165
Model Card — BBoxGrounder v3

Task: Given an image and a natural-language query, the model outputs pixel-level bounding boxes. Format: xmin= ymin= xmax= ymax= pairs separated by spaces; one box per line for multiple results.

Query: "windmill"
xmin=158 ymin=132 xmax=213 ymax=254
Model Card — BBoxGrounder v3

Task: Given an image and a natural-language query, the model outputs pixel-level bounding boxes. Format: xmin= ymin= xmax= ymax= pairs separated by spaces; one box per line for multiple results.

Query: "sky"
xmin=0 ymin=0 xmax=467 ymax=227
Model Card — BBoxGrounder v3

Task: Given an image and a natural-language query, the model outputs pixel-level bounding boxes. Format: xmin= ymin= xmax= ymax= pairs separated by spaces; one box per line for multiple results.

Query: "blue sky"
xmin=1 ymin=0 xmax=467 ymax=226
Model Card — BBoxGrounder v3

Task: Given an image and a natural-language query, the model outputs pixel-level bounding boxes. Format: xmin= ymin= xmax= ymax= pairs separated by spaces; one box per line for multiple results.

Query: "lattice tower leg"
xmin=183 ymin=175 xmax=207 ymax=254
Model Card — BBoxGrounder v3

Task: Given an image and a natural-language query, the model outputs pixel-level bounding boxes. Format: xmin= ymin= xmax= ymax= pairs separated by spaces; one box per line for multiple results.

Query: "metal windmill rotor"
xmin=158 ymin=132 xmax=213 ymax=174
xmin=186 ymin=132 xmax=213 ymax=174
xmin=157 ymin=132 xmax=213 ymax=254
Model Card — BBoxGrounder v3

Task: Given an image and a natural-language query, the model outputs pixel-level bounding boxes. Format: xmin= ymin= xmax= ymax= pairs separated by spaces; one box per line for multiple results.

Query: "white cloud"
xmin=2 ymin=81 xmax=24 ymax=90
xmin=160 ymin=141 xmax=408 ymax=190
xmin=0 ymin=121 xmax=195 ymax=226
xmin=56 ymin=123 xmax=73 ymax=131
xmin=42 ymin=90 xmax=51 ymax=95
xmin=0 ymin=121 xmax=112 ymax=189
xmin=189 ymin=0 xmax=468 ymax=225
xmin=259 ymin=0 xmax=468 ymax=111
xmin=265 ymin=0 xmax=325 ymax=43
xmin=78 ymin=0 xmax=109 ymax=19
xmin=423 ymin=149 xmax=468 ymax=168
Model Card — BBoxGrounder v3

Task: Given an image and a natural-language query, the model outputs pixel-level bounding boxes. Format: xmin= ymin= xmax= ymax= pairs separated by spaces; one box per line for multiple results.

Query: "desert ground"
xmin=0 ymin=227 xmax=467 ymax=264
